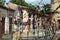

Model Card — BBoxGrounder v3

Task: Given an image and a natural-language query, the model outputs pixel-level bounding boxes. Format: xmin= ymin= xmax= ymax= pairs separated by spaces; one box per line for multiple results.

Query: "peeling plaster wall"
xmin=0 ymin=8 xmax=7 ymax=17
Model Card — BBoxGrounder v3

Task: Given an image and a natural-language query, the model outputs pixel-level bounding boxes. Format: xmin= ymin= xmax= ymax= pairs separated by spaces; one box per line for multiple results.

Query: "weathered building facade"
xmin=51 ymin=0 xmax=60 ymax=34
xmin=17 ymin=7 xmax=46 ymax=37
xmin=0 ymin=3 xmax=51 ymax=40
xmin=18 ymin=5 xmax=43 ymax=35
xmin=0 ymin=5 xmax=15 ymax=40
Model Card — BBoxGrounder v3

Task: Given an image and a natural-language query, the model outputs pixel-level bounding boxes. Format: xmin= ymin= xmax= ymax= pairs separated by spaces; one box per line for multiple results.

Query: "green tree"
xmin=40 ymin=4 xmax=51 ymax=14
xmin=10 ymin=0 xmax=35 ymax=8
xmin=0 ymin=0 xmax=5 ymax=5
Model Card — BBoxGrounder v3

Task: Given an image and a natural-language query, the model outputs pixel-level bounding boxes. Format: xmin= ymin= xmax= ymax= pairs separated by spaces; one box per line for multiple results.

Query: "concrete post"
xmin=30 ymin=14 xmax=33 ymax=31
xmin=5 ymin=16 xmax=9 ymax=34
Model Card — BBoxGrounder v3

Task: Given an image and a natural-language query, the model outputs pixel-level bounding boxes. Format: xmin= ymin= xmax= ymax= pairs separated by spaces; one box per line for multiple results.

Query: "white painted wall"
xmin=5 ymin=16 xmax=9 ymax=34
xmin=23 ymin=10 xmax=28 ymax=22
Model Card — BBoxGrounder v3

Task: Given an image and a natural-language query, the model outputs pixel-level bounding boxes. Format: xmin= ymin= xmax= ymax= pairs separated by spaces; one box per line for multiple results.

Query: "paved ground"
xmin=2 ymin=36 xmax=56 ymax=40
xmin=2 ymin=31 xmax=57 ymax=40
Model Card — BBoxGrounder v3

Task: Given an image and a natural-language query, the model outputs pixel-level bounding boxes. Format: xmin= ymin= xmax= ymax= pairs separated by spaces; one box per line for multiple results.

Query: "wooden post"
xmin=2 ymin=17 xmax=5 ymax=34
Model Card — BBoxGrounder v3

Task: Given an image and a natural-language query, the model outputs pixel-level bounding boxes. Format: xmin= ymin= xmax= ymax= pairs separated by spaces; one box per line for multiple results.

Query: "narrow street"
xmin=2 ymin=36 xmax=56 ymax=40
xmin=2 ymin=32 xmax=57 ymax=40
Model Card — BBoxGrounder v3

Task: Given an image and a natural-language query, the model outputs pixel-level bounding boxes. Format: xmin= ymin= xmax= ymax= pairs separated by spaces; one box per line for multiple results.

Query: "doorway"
xmin=58 ymin=20 xmax=60 ymax=29
xmin=0 ymin=17 xmax=5 ymax=40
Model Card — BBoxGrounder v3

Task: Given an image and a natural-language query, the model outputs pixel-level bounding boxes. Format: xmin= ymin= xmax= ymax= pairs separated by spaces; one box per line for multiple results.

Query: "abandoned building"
xmin=0 ymin=3 xmax=46 ymax=36
xmin=51 ymin=0 xmax=60 ymax=34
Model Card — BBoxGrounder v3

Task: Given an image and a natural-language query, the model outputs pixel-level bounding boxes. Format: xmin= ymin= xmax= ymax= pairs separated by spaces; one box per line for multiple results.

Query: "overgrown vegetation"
xmin=40 ymin=4 xmax=51 ymax=14
xmin=10 ymin=0 xmax=35 ymax=8
xmin=0 ymin=0 xmax=51 ymax=14
xmin=0 ymin=0 xmax=5 ymax=5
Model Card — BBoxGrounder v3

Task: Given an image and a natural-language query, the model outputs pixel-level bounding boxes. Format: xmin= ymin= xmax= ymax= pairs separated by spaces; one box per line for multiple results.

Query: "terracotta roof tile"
xmin=7 ymin=3 xmax=18 ymax=10
xmin=0 ymin=5 xmax=15 ymax=11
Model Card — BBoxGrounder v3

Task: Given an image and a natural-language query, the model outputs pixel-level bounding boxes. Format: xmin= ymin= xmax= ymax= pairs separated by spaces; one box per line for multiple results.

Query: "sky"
xmin=25 ymin=0 xmax=51 ymax=5
xmin=5 ymin=0 xmax=51 ymax=5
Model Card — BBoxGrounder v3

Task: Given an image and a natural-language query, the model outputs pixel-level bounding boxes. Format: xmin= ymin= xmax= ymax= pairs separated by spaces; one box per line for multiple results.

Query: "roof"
xmin=7 ymin=3 xmax=28 ymax=10
xmin=18 ymin=5 xmax=42 ymax=15
xmin=0 ymin=5 xmax=15 ymax=11
xmin=7 ymin=3 xmax=18 ymax=10
xmin=0 ymin=3 xmax=19 ymax=11
xmin=0 ymin=3 xmax=42 ymax=16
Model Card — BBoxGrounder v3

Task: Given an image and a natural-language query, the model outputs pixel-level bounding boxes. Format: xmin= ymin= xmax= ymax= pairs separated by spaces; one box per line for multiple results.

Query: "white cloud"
xmin=25 ymin=0 xmax=36 ymax=3
xmin=6 ymin=0 xmax=9 ymax=3
xmin=25 ymin=0 xmax=51 ymax=5
xmin=25 ymin=0 xmax=43 ymax=5
xmin=25 ymin=0 xmax=40 ymax=3
xmin=29 ymin=0 xmax=36 ymax=2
